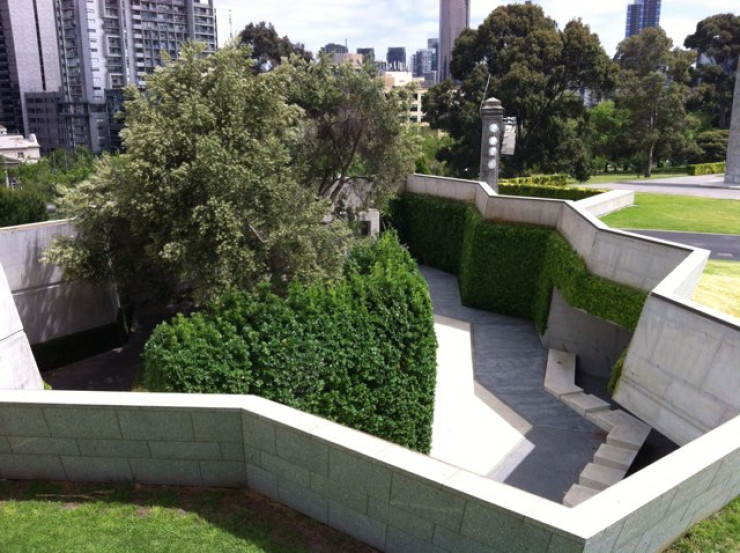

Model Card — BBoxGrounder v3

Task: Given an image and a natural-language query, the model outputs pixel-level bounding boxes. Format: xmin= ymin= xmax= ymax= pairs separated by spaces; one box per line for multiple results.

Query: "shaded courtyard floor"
xmin=422 ymin=266 xmax=604 ymax=502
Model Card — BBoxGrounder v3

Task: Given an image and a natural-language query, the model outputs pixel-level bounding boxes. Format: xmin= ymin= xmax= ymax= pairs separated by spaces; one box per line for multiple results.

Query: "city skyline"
xmin=214 ymin=0 xmax=735 ymax=60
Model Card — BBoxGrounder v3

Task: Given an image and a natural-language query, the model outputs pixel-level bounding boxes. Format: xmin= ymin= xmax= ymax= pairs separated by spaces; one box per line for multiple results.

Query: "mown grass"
xmin=666 ymin=496 xmax=740 ymax=553
xmin=601 ymin=193 xmax=740 ymax=234
xmin=0 ymin=481 xmax=373 ymax=553
xmin=693 ymin=261 xmax=740 ymax=319
xmin=578 ymin=171 xmax=687 ymax=185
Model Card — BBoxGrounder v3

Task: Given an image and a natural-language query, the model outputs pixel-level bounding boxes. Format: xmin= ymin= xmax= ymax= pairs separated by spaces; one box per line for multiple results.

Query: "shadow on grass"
xmin=0 ymin=480 xmax=377 ymax=553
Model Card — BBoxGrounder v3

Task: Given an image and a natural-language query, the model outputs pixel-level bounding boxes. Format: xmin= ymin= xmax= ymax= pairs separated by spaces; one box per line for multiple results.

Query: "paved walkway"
xmin=423 ymin=266 xmax=603 ymax=503
xmin=581 ymin=174 xmax=740 ymax=200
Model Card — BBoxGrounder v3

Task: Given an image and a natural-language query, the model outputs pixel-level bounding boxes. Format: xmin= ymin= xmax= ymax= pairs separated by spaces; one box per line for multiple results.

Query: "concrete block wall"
xmin=0 ymin=264 xmax=42 ymax=390
xmin=0 ymin=220 xmax=119 ymax=345
xmin=0 ymin=390 xmax=737 ymax=553
xmin=615 ymin=294 xmax=740 ymax=445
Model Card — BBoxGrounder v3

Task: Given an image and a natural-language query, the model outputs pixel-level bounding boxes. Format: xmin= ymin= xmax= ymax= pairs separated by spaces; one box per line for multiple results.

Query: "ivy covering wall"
xmin=143 ymin=232 xmax=438 ymax=453
xmin=390 ymin=194 xmax=646 ymax=334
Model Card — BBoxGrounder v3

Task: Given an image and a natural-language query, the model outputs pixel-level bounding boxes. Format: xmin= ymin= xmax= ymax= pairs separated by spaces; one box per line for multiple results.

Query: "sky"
xmin=212 ymin=0 xmax=737 ymax=61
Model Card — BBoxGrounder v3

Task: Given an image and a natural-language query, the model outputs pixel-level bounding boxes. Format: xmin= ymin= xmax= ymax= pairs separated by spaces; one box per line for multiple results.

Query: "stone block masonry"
xmin=0 ymin=390 xmax=737 ymax=553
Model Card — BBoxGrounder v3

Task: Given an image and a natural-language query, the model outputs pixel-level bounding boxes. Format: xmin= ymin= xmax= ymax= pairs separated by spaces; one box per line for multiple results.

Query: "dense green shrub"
xmin=386 ymin=194 xmax=468 ymax=274
xmin=459 ymin=209 xmax=552 ymax=318
xmin=0 ymin=187 xmax=48 ymax=227
xmin=687 ymin=161 xmax=726 ymax=176
xmin=499 ymin=183 xmax=605 ymax=200
xmin=499 ymin=174 xmax=570 ymax=187
xmin=144 ymin=232 xmax=437 ymax=453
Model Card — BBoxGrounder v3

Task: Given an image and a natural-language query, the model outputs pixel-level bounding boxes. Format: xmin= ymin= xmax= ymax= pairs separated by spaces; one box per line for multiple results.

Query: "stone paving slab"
xmin=421 ymin=266 xmax=603 ymax=503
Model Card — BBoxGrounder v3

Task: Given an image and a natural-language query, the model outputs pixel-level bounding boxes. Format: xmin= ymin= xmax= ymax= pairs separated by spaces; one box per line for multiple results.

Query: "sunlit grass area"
xmin=693 ymin=260 xmax=740 ymax=319
xmin=666 ymin=496 xmax=740 ymax=553
xmin=580 ymin=172 xmax=687 ymax=185
xmin=601 ymin=193 xmax=740 ymax=234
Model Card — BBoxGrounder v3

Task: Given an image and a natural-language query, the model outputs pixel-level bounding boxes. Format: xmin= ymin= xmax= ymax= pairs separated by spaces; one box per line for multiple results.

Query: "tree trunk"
xmin=644 ymin=143 xmax=654 ymax=178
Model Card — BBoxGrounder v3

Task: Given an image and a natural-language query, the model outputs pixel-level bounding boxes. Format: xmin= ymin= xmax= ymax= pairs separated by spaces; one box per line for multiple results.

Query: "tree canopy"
xmin=423 ymin=4 xmax=615 ymax=178
xmin=237 ymin=22 xmax=312 ymax=72
xmin=44 ymin=43 xmax=349 ymax=305
xmin=613 ymin=27 xmax=693 ymax=176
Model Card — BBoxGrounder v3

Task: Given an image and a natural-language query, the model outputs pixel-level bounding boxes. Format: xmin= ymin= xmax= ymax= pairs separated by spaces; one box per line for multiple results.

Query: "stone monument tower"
xmin=726 ymin=55 xmax=740 ymax=184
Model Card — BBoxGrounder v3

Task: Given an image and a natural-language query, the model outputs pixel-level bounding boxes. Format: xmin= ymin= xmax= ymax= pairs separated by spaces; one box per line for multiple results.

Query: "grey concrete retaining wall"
xmin=0 ymin=220 xmax=119 ymax=345
xmin=0 ymin=390 xmax=737 ymax=553
xmin=0 ymin=264 xmax=42 ymax=390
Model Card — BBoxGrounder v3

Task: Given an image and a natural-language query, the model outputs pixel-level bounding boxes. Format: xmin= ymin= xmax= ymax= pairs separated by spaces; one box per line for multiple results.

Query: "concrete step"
xmin=563 ymin=484 xmax=600 ymax=507
xmin=594 ymin=443 xmax=638 ymax=472
xmin=544 ymin=349 xmax=582 ymax=398
xmin=562 ymin=393 xmax=612 ymax=417
xmin=579 ymin=463 xmax=625 ymax=491
xmin=607 ymin=419 xmax=651 ymax=451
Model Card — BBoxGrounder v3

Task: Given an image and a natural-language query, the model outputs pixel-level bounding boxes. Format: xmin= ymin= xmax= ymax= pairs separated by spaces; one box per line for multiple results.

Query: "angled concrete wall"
xmin=0 ymin=264 xmax=42 ymax=390
xmin=0 ymin=391 xmax=737 ymax=553
xmin=0 ymin=220 xmax=119 ymax=345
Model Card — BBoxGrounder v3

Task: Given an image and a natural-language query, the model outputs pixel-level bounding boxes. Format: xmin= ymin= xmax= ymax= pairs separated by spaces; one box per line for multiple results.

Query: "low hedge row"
xmin=687 ymin=162 xmax=726 ymax=176
xmin=499 ymin=174 xmax=570 ymax=187
xmin=0 ymin=187 xmax=47 ymax=227
xmin=392 ymin=194 xmax=646 ymax=334
xmin=143 ymin=232 xmax=438 ymax=453
xmin=499 ymin=183 xmax=605 ymax=201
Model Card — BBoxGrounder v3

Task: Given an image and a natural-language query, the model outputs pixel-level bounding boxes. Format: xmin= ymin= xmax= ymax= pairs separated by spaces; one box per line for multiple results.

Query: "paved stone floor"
xmin=422 ymin=266 xmax=604 ymax=503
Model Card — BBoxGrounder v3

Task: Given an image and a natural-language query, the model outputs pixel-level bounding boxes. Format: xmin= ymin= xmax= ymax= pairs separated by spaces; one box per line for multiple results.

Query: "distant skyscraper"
xmin=0 ymin=0 xmax=60 ymax=137
xmin=428 ymin=38 xmax=439 ymax=73
xmin=413 ymin=49 xmax=434 ymax=77
xmin=357 ymin=48 xmax=375 ymax=61
xmin=322 ymin=43 xmax=348 ymax=54
xmin=387 ymin=47 xmax=406 ymax=71
xmin=625 ymin=0 xmax=661 ymax=38
xmin=439 ymin=0 xmax=469 ymax=82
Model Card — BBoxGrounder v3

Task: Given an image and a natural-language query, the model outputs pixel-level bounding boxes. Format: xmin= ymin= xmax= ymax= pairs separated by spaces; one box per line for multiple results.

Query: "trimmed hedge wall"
xmin=143 ymin=232 xmax=438 ymax=453
xmin=392 ymin=194 xmax=646 ymax=334
xmin=500 ymin=174 xmax=570 ymax=187
xmin=499 ymin=183 xmax=605 ymax=201
xmin=687 ymin=162 xmax=726 ymax=176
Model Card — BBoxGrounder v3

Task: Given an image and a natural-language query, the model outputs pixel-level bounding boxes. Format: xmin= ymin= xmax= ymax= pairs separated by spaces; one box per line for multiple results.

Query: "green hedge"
xmin=0 ymin=187 xmax=48 ymax=227
xmin=393 ymin=194 xmax=646 ymax=334
xmin=499 ymin=183 xmax=605 ymax=201
xmin=687 ymin=162 xmax=726 ymax=176
xmin=144 ymin=232 xmax=437 ymax=453
xmin=499 ymin=174 xmax=570 ymax=187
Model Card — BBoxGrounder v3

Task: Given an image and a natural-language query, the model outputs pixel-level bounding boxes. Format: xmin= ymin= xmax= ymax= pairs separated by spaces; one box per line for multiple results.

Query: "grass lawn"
xmin=0 ymin=481 xmax=374 ymax=553
xmin=665 ymin=496 xmax=740 ymax=553
xmin=601 ymin=193 xmax=740 ymax=234
xmin=693 ymin=261 xmax=740 ymax=319
xmin=577 ymin=172 xmax=688 ymax=185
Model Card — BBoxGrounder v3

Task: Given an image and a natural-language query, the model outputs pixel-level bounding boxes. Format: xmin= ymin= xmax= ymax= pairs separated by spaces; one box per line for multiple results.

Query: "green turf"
xmin=693 ymin=261 xmax=740 ymax=319
xmin=666 ymin=496 xmax=740 ymax=553
xmin=0 ymin=481 xmax=371 ymax=553
xmin=601 ymin=193 xmax=740 ymax=234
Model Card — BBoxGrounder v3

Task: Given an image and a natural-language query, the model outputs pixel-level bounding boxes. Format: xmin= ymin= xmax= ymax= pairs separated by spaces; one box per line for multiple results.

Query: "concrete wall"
xmin=576 ymin=190 xmax=634 ymax=218
xmin=615 ymin=294 xmax=740 ymax=445
xmin=542 ymin=289 xmax=632 ymax=380
xmin=0 ymin=220 xmax=119 ymax=345
xmin=725 ymin=54 xmax=740 ymax=185
xmin=0 ymin=390 xmax=737 ymax=553
xmin=0 ymin=264 xmax=42 ymax=390
xmin=404 ymin=174 xmax=739 ymax=446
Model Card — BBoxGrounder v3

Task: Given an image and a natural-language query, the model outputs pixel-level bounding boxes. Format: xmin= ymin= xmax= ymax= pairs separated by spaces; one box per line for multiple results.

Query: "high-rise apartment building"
xmin=387 ymin=47 xmax=406 ymax=71
xmin=624 ymin=0 xmax=661 ymax=38
xmin=52 ymin=0 xmax=217 ymax=152
xmin=0 ymin=0 xmax=61 ymax=137
xmin=357 ymin=47 xmax=375 ymax=61
xmin=439 ymin=0 xmax=469 ymax=82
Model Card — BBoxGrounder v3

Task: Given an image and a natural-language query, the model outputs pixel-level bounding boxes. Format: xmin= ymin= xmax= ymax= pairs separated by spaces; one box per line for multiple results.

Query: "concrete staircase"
xmin=543 ymin=349 xmax=651 ymax=507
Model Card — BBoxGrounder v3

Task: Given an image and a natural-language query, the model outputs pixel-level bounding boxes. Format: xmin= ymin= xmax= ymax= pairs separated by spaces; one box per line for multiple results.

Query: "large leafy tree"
xmin=684 ymin=13 xmax=740 ymax=129
xmin=424 ymin=4 xmax=616 ymax=178
xmin=44 ymin=43 xmax=348 ymax=305
xmin=238 ymin=22 xmax=312 ymax=72
xmin=614 ymin=28 xmax=693 ymax=176
xmin=281 ymin=57 xmax=418 ymax=209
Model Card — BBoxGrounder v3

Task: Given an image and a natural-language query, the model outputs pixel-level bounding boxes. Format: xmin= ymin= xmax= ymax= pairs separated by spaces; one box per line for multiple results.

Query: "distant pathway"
xmin=623 ymin=230 xmax=740 ymax=262
xmin=422 ymin=266 xmax=603 ymax=503
xmin=581 ymin=174 xmax=740 ymax=200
